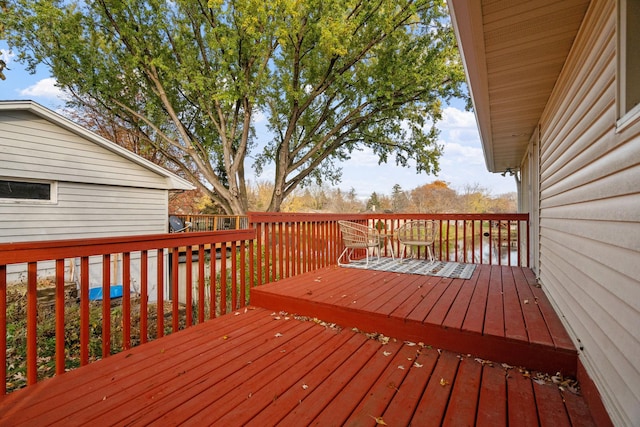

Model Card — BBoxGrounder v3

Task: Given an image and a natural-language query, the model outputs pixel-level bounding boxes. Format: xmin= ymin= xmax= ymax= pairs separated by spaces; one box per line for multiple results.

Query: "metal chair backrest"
xmin=396 ymin=220 xmax=438 ymax=245
xmin=338 ymin=220 xmax=380 ymax=248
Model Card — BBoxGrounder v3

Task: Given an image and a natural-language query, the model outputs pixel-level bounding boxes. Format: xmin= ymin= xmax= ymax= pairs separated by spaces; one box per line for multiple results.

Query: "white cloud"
xmin=441 ymin=106 xmax=477 ymax=128
xmin=440 ymin=142 xmax=485 ymax=167
xmin=19 ymin=78 xmax=67 ymax=100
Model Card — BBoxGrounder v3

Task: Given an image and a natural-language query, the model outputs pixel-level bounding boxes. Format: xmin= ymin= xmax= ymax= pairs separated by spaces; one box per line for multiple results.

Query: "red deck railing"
xmin=1 ymin=212 xmax=527 ymax=395
xmin=0 ymin=230 xmax=255 ymax=395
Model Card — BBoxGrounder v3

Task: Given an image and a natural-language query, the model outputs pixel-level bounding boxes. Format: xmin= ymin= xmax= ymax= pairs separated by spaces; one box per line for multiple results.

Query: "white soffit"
xmin=448 ymin=0 xmax=590 ymax=172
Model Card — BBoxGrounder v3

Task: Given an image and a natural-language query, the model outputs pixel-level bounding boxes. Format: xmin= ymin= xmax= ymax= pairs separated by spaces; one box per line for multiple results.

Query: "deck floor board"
xmin=378 ymin=344 xmax=438 ymax=426
xmin=442 ymin=272 xmax=477 ymax=329
xmin=461 ymin=264 xmax=491 ymax=334
xmin=507 ymin=370 xmax=539 ymax=427
xmin=442 ymin=356 xmax=482 ymax=427
xmin=412 ymin=350 xmax=460 ymax=424
xmin=483 ymin=265 xmax=506 ymax=337
xmin=0 ymin=264 xmax=599 ymax=426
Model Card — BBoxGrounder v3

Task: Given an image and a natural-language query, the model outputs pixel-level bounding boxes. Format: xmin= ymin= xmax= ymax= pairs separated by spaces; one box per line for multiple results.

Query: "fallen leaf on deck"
xmin=383 ymin=351 xmax=392 ymax=357
xmin=524 ymin=299 xmax=529 ymax=304
xmin=440 ymin=378 xmax=449 ymax=386
xmin=302 ymin=384 xmax=309 ymax=390
xmin=371 ymin=416 xmax=388 ymax=425
xmin=275 ymin=333 xmax=283 ymax=337
xmin=475 ymin=358 xmax=494 ymax=366
xmin=404 ymin=341 xmax=416 ymax=346
xmin=398 ymin=365 xmax=405 ymax=370
xmin=414 ymin=362 xmax=423 ymax=368
xmin=222 ymin=335 xmax=229 ymax=340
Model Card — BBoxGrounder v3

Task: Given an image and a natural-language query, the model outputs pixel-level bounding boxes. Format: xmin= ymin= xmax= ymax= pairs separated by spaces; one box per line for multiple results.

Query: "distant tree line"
xmin=176 ymin=179 xmax=517 ymax=214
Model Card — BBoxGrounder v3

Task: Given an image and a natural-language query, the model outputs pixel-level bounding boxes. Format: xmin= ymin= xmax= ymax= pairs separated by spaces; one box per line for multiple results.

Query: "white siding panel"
xmin=542 ymin=217 xmax=640 ymax=253
xmin=0 ymin=110 xmax=169 ymax=189
xmin=541 ymin=157 xmax=640 ymax=207
xmin=537 ymin=0 xmax=640 ymax=425
xmin=541 ymin=193 xmax=640 ymax=222
xmin=540 ymin=245 xmax=640 ymax=424
xmin=0 ymin=182 xmax=168 ymax=242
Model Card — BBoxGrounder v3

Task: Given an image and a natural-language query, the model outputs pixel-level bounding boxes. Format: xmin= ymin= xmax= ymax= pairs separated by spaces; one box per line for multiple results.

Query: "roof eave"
xmin=448 ymin=0 xmax=496 ymax=172
xmin=0 ymin=100 xmax=195 ymax=191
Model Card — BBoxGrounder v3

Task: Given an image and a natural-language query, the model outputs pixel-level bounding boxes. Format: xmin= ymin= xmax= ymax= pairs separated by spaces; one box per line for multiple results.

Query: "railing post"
xmin=123 ymin=252 xmax=132 ymax=350
xmin=198 ymin=245 xmax=205 ymax=324
xmin=55 ymin=258 xmax=65 ymax=376
xmin=156 ymin=249 xmax=164 ymax=338
xmin=185 ymin=246 xmax=193 ymax=328
xmin=171 ymin=247 xmax=179 ymax=333
xmin=80 ymin=257 xmax=90 ymax=364
xmin=220 ymin=242 xmax=227 ymax=315
xmin=140 ymin=250 xmax=149 ymax=344
xmin=27 ymin=262 xmax=37 ymax=386
xmin=102 ymin=254 xmax=111 ymax=358
xmin=1 ymin=264 xmax=6 ymax=396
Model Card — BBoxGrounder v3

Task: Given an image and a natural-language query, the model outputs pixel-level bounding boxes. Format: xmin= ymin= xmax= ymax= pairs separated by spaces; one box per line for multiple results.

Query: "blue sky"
xmin=1 ymin=41 xmax=516 ymax=199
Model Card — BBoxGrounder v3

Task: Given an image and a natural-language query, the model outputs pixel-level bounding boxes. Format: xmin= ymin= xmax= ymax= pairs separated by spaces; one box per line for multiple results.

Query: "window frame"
xmin=617 ymin=0 xmax=640 ymax=131
xmin=0 ymin=178 xmax=58 ymax=204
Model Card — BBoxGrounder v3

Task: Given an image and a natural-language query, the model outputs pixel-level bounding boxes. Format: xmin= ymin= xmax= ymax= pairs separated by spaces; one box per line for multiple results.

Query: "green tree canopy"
xmin=1 ymin=0 xmax=466 ymax=213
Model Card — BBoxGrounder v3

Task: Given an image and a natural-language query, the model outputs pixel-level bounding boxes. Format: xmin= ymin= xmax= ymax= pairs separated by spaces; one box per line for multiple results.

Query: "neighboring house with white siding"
xmin=0 ymin=100 xmax=193 ymax=242
xmin=448 ymin=0 xmax=639 ymax=425
xmin=0 ymin=100 xmax=194 ymax=293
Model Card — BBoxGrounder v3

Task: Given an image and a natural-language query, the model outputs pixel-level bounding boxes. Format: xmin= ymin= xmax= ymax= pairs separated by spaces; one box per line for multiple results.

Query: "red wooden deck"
xmin=0 ymin=265 xmax=598 ymax=426
xmin=252 ymin=263 xmax=578 ymax=376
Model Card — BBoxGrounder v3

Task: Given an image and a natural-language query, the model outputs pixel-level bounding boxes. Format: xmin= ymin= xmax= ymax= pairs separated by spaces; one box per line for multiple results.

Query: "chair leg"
xmin=338 ymin=247 xmax=350 ymax=266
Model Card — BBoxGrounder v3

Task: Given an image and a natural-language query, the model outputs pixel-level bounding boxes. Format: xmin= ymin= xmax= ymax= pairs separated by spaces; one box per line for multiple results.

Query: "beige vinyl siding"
xmin=0 ymin=182 xmax=168 ymax=242
xmin=537 ymin=0 xmax=640 ymax=425
xmin=0 ymin=110 xmax=169 ymax=189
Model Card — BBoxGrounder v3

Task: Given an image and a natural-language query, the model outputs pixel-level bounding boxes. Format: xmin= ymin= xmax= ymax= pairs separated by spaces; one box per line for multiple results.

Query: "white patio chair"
xmin=396 ymin=220 xmax=439 ymax=262
xmin=337 ymin=220 xmax=382 ymax=266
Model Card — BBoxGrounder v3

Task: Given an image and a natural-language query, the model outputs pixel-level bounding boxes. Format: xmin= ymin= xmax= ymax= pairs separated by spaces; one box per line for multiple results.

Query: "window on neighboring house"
xmin=0 ymin=179 xmax=55 ymax=202
xmin=618 ymin=0 xmax=640 ymax=125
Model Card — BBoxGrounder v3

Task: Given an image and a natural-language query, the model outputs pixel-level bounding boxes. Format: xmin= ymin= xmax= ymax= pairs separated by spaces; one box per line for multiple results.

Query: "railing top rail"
xmin=247 ymin=212 xmax=365 ymax=223
xmin=0 ymin=229 xmax=256 ymax=265
xmin=366 ymin=213 xmax=528 ymax=220
xmin=247 ymin=212 xmax=528 ymax=223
